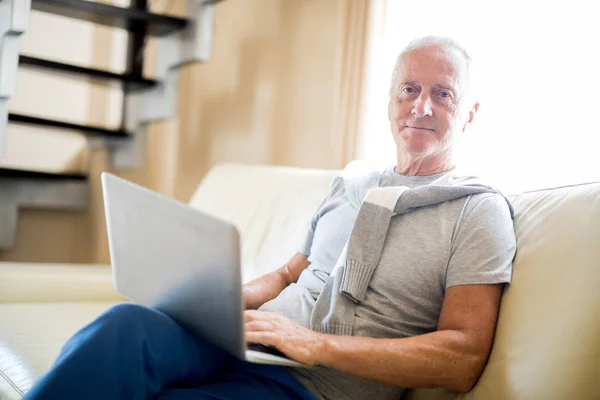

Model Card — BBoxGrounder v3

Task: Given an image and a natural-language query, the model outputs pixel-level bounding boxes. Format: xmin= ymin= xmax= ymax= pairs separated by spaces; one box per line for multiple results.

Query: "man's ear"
xmin=462 ymin=102 xmax=480 ymax=132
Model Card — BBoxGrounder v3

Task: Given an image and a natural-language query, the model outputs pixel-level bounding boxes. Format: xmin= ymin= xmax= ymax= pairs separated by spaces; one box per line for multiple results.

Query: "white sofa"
xmin=1 ymin=163 xmax=599 ymax=400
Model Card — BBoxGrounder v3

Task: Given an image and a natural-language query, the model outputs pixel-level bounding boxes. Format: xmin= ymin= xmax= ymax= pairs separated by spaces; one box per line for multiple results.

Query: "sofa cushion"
xmin=0 ymin=301 xmax=120 ymax=398
xmin=404 ymin=181 xmax=600 ymax=400
xmin=0 ymin=264 xmax=125 ymax=400
xmin=0 ymin=340 xmax=34 ymax=400
xmin=189 ymin=163 xmax=339 ymax=282
xmin=0 ymin=263 xmax=125 ymax=303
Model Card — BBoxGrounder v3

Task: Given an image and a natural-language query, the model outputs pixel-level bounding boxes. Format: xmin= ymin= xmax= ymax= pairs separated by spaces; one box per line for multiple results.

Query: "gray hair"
xmin=389 ymin=36 xmax=472 ymax=98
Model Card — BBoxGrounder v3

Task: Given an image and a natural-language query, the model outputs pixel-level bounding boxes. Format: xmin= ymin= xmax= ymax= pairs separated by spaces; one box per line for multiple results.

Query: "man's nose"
xmin=411 ymin=93 xmax=433 ymax=118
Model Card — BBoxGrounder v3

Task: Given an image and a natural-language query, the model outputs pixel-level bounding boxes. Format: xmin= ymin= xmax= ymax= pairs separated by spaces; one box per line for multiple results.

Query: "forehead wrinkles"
xmin=399 ymin=46 xmax=467 ymax=95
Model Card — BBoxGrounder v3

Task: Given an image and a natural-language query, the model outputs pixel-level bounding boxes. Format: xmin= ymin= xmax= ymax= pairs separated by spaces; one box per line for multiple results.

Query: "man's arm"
xmin=317 ymin=284 xmax=503 ymax=392
xmin=246 ymin=283 xmax=503 ymax=392
xmin=243 ymin=253 xmax=310 ymax=310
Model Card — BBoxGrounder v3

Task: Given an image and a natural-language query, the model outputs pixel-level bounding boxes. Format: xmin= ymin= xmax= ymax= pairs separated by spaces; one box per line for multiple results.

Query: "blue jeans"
xmin=23 ymin=303 xmax=318 ymax=400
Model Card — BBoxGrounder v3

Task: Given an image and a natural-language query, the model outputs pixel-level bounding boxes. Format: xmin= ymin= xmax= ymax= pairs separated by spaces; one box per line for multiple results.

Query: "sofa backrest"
xmin=189 ymin=163 xmax=339 ymax=282
xmin=191 ymin=163 xmax=600 ymax=400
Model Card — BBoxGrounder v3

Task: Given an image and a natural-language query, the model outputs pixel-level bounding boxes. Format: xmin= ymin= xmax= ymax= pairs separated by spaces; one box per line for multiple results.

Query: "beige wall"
xmin=163 ymin=0 xmax=359 ymax=203
xmin=0 ymin=0 xmax=361 ymax=264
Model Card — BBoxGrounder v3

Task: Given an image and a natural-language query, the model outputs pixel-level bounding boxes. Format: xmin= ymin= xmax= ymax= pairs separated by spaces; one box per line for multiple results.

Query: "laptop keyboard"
xmin=247 ymin=343 xmax=290 ymax=359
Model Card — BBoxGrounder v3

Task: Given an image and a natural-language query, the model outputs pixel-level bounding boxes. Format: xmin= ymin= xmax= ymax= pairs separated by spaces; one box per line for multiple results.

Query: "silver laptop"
xmin=101 ymin=172 xmax=308 ymax=368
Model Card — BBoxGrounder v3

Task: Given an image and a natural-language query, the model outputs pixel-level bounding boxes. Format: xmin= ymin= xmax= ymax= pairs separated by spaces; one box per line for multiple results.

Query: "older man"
xmin=23 ymin=36 xmax=515 ymax=400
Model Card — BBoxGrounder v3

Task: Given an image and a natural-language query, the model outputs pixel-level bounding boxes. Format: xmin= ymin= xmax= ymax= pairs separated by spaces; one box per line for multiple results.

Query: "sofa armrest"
xmin=0 ymin=263 xmax=126 ymax=303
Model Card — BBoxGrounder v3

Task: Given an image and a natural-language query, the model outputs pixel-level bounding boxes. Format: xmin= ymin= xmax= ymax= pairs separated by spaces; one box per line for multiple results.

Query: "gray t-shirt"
xmin=258 ymin=167 xmax=516 ymax=400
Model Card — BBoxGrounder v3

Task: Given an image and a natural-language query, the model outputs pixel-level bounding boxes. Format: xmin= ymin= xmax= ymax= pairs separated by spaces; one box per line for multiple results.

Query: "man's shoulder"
xmin=463 ymin=192 xmax=513 ymax=221
xmin=449 ymin=192 xmax=515 ymax=248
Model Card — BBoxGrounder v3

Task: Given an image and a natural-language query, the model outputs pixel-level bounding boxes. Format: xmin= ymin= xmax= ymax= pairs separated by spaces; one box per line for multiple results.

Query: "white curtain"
xmin=359 ymin=0 xmax=600 ymax=193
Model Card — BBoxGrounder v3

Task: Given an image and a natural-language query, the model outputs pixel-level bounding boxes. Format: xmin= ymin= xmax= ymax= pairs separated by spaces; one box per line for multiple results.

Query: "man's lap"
xmin=149 ymin=354 xmax=317 ymax=400
xmin=153 ymin=367 xmax=311 ymax=400
xmin=107 ymin=303 xmax=317 ymax=400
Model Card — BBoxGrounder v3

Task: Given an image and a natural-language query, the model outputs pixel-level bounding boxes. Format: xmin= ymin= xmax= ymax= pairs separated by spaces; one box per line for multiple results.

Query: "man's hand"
xmin=245 ymin=310 xmax=326 ymax=366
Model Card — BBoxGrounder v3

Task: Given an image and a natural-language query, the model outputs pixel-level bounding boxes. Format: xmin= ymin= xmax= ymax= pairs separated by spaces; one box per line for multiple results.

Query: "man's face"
xmin=388 ymin=45 xmax=476 ymax=156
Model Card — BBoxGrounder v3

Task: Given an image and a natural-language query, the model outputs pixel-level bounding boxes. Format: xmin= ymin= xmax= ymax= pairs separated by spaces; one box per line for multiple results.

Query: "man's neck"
xmin=394 ymin=148 xmax=454 ymax=176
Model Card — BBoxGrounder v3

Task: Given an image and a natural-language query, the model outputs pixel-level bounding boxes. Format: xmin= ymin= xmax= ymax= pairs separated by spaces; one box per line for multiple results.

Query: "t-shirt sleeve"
xmin=298 ymin=175 xmax=344 ymax=256
xmin=445 ymin=194 xmax=517 ymax=289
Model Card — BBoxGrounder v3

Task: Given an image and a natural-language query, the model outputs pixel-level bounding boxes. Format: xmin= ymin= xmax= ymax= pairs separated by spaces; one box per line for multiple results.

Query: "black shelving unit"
xmin=8 ymin=113 xmax=131 ymax=139
xmin=19 ymin=55 xmax=158 ymax=91
xmin=30 ymin=0 xmax=188 ymax=36
xmin=0 ymin=167 xmax=88 ymax=181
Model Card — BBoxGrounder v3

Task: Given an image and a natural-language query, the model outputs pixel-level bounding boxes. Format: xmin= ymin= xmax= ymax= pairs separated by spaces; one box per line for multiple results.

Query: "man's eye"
xmin=438 ymin=91 xmax=451 ymax=98
xmin=402 ymin=87 xmax=416 ymax=94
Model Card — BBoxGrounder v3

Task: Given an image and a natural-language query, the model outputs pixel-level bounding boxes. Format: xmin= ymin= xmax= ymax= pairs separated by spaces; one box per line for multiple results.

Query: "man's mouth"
xmin=406 ymin=125 xmax=435 ymax=132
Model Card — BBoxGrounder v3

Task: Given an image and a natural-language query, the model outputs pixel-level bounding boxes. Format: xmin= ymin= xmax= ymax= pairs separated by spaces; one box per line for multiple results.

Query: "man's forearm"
xmin=317 ymin=329 xmax=489 ymax=392
xmin=242 ymin=270 xmax=288 ymax=310
xmin=243 ymin=253 xmax=310 ymax=310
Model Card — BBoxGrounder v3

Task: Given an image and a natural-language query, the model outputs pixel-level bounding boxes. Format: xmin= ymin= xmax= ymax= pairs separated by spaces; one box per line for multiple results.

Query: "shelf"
xmin=8 ymin=113 xmax=131 ymax=139
xmin=19 ymin=55 xmax=158 ymax=91
xmin=31 ymin=0 xmax=188 ymax=37
xmin=0 ymin=167 xmax=88 ymax=181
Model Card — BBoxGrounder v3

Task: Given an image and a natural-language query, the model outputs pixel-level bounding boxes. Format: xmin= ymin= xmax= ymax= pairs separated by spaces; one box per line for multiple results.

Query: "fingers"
xmin=244 ymin=312 xmax=283 ymax=348
xmin=244 ymin=310 xmax=267 ymax=322
xmin=244 ymin=310 xmax=282 ymax=322
xmin=245 ymin=320 xmax=276 ymax=332
xmin=246 ymin=331 xmax=279 ymax=345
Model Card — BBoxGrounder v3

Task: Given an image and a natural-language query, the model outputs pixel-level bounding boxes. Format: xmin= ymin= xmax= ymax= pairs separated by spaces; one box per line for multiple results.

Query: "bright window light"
xmin=360 ymin=0 xmax=600 ymax=193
